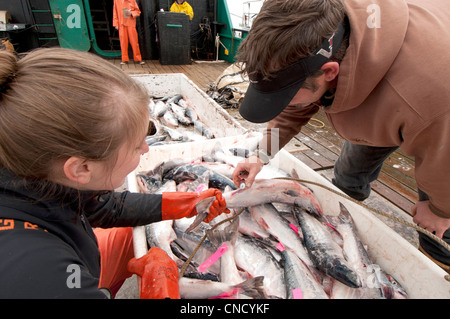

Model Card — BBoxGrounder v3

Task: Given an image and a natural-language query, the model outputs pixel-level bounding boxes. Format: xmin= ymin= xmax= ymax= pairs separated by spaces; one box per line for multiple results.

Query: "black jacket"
xmin=0 ymin=168 xmax=162 ymax=298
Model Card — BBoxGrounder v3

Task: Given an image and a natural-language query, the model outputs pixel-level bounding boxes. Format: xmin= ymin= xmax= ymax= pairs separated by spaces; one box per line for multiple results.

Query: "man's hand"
xmin=411 ymin=200 xmax=450 ymax=238
xmin=232 ymin=155 xmax=264 ymax=188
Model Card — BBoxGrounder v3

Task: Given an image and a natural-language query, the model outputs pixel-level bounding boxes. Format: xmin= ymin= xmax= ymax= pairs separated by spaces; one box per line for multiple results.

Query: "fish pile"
xmin=137 ymin=139 xmax=409 ymax=299
xmin=146 ymin=94 xmax=215 ymax=146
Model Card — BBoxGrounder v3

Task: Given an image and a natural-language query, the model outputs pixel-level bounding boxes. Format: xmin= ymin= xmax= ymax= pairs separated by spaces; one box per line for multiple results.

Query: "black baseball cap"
xmin=239 ymin=23 xmax=345 ymax=123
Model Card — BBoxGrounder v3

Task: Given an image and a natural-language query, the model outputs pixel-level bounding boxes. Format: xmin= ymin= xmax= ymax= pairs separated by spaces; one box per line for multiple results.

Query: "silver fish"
xmin=234 ymin=235 xmax=286 ymax=299
xmin=145 ymin=220 xmax=183 ymax=267
xmin=178 ymin=170 xmax=210 ymax=193
xmin=154 ymin=100 xmax=169 ymax=117
xmin=281 ymin=248 xmax=329 ymax=299
xmin=177 ymin=98 xmax=188 ymax=108
xmin=249 ymin=203 xmax=314 ymax=269
xmin=293 ymin=206 xmax=362 ymax=288
xmin=227 ymin=132 xmax=261 ymax=153
xmin=330 ymin=202 xmax=384 ymax=298
xmin=192 ymin=161 xmax=235 ymax=180
xmin=137 ymin=159 xmax=189 ymax=193
xmin=145 ymin=134 xmax=167 ymax=146
xmin=136 ymin=174 xmax=162 ymax=194
xmin=186 ymin=178 xmax=322 ymax=235
xmin=238 ymin=208 xmax=271 ymax=240
xmin=173 ymin=226 xmax=221 ymax=276
xmin=164 ymin=163 xmax=237 ymax=191
xmin=179 ymin=276 xmax=265 ymax=299
xmin=185 ymin=106 xmax=198 ymax=122
xmin=182 ymin=129 xmax=207 ymax=142
xmin=169 ymin=241 xmax=219 ymax=282
xmin=222 ymin=179 xmax=323 ymax=217
xmin=375 ymin=272 xmax=409 ymax=299
xmin=160 ymin=125 xmax=185 ymax=141
xmin=166 ymin=93 xmax=183 ymax=104
xmin=193 ymin=120 xmax=214 ymax=139
xmin=329 ymin=279 xmax=360 ymax=299
xmin=212 ymin=149 xmax=245 ymax=167
xmin=163 ymin=109 xmax=179 ymax=127
xmin=170 ymin=102 xmax=191 ymax=125
xmin=206 ymin=218 xmax=244 ymax=285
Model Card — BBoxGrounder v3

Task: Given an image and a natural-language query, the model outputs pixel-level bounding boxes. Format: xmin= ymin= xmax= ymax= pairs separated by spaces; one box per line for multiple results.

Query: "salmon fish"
xmin=293 ymin=206 xmax=361 ymax=288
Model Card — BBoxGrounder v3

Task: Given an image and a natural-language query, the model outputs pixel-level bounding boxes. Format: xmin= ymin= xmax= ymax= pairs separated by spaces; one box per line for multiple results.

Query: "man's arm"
xmin=260 ymin=103 xmax=319 ymax=157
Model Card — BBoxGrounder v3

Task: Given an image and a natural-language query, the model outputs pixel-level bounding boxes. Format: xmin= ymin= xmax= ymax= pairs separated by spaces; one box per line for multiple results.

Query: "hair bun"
xmin=0 ymin=50 xmax=18 ymax=93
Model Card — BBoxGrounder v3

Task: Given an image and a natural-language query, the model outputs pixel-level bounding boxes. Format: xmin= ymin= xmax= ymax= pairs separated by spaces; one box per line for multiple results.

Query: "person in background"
xmin=232 ymin=0 xmax=450 ymax=272
xmin=0 ymin=47 xmax=229 ymax=298
xmin=170 ymin=0 xmax=194 ymax=21
xmin=113 ymin=0 xmax=145 ymax=65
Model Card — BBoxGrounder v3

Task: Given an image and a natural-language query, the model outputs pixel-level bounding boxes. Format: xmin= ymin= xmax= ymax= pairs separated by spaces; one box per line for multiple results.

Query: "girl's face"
xmin=68 ymin=118 xmax=149 ymax=191
xmin=101 ymin=131 xmax=149 ymax=190
xmin=95 ymin=122 xmax=149 ymax=190
xmin=53 ymin=100 xmax=151 ymax=191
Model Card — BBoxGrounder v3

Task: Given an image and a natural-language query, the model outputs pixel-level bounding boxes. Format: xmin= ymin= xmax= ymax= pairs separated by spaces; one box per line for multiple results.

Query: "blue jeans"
xmin=333 ymin=141 xmax=450 ymax=266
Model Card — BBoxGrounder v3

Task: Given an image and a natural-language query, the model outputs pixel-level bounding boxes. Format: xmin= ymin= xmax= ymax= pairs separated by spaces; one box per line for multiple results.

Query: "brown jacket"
xmin=263 ymin=0 xmax=450 ymax=218
xmin=113 ymin=0 xmax=141 ymax=28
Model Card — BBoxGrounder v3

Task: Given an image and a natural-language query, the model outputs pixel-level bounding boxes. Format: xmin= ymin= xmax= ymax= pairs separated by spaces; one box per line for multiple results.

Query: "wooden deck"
xmin=113 ymin=58 xmax=419 ymax=246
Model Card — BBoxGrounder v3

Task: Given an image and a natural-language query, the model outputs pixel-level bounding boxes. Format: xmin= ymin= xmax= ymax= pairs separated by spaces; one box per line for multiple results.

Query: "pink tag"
xmin=198 ymin=242 xmax=228 ymax=273
xmin=292 ymin=288 xmax=303 ymax=299
xmin=195 ymin=184 xmax=208 ymax=193
xmin=209 ymin=288 xmax=240 ymax=299
xmin=276 ymin=242 xmax=285 ymax=252
xmin=289 ymin=223 xmax=299 ymax=234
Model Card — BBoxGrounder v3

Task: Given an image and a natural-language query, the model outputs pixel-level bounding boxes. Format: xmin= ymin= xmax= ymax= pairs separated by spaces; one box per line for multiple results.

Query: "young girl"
xmin=0 ymin=48 xmax=228 ymax=298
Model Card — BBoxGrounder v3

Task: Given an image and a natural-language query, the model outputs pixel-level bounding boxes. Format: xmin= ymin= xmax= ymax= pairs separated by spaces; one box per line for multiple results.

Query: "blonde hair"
xmin=0 ymin=48 xmax=149 ymax=183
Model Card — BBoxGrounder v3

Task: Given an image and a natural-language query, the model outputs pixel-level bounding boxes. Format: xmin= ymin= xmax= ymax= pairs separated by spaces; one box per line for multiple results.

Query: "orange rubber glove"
xmin=161 ymin=189 xmax=229 ymax=222
xmin=127 ymin=247 xmax=180 ymax=299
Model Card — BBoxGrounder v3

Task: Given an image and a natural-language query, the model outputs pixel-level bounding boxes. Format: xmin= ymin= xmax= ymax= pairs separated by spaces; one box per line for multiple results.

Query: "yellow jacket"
xmin=169 ymin=1 xmax=194 ymax=20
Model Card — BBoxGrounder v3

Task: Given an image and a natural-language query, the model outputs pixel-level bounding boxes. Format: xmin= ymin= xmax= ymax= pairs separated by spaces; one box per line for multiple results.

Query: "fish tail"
xmin=234 ymin=276 xmax=267 ymax=299
xmin=206 ymin=217 xmax=239 ymax=247
xmin=185 ymin=196 xmax=216 ymax=233
xmin=185 ymin=211 xmax=208 ymax=233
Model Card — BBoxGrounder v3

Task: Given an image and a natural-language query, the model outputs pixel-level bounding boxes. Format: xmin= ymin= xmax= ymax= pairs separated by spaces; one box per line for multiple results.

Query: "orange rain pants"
xmin=95 ymin=227 xmax=134 ymax=297
xmin=118 ymin=25 xmax=142 ymax=62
